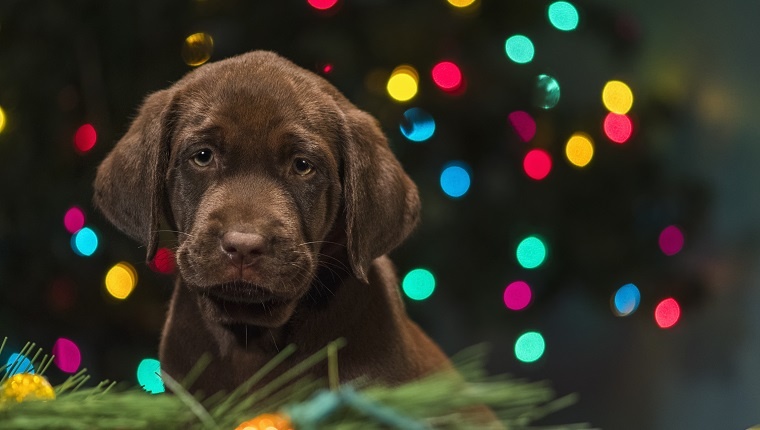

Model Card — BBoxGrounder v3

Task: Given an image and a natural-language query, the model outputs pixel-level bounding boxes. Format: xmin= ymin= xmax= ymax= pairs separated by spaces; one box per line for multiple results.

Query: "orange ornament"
xmin=235 ymin=413 xmax=293 ymax=430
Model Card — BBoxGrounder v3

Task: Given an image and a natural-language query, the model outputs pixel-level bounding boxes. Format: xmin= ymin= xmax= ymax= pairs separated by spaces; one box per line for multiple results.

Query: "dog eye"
xmin=292 ymin=158 xmax=314 ymax=176
xmin=192 ymin=149 xmax=214 ymax=167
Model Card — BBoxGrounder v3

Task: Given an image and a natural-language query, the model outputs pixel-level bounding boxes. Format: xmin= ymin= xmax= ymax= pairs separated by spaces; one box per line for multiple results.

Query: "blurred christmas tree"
xmin=0 ymin=0 xmax=706 ymax=421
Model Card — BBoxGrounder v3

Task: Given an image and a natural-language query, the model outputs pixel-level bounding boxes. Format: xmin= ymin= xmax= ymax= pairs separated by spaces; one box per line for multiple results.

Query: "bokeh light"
xmin=565 ymin=133 xmax=594 ymax=167
xmin=402 ymin=268 xmax=436 ymax=301
xmin=387 ymin=65 xmax=419 ymax=102
xmin=508 ymin=111 xmax=536 ymax=142
xmin=0 ymin=105 xmax=6 ymax=133
xmin=52 ymin=338 xmax=81 ymax=373
xmin=503 ymin=281 xmax=532 ymax=311
xmin=613 ymin=283 xmax=641 ymax=316
xmin=655 ymin=298 xmax=681 ymax=329
xmin=534 ymin=74 xmax=561 ymax=109
xmin=74 ymin=124 xmax=97 ymax=153
xmin=150 ymin=247 xmax=176 ymax=274
xmin=659 ymin=225 xmax=685 ymax=256
xmin=6 ymin=353 xmax=34 ymax=376
xmin=63 ymin=206 xmax=86 ymax=234
xmin=431 ymin=61 xmax=463 ymax=92
xmin=516 ymin=236 xmax=547 ymax=269
xmin=603 ymin=113 xmax=633 ymax=143
xmin=514 ymin=332 xmax=545 ymax=363
xmin=182 ymin=32 xmax=214 ymax=67
xmin=602 ymin=80 xmax=634 ymax=114
xmin=440 ymin=161 xmax=471 ymax=198
xmin=137 ymin=358 xmax=165 ymax=394
xmin=105 ymin=262 xmax=137 ymax=300
xmin=71 ymin=227 xmax=98 ymax=257
xmin=505 ymin=35 xmax=535 ymax=64
xmin=447 ymin=0 xmax=477 ymax=7
xmin=523 ymin=149 xmax=552 ymax=180
xmin=307 ymin=0 xmax=339 ymax=10
xmin=547 ymin=1 xmax=579 ymax=31
xmin=400 ymin=108 xmax=436 ymax=142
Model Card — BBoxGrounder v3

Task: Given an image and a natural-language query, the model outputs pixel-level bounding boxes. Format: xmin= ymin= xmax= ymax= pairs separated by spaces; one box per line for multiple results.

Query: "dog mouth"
xmin=199 ymin=282 xmax=295 ymax=326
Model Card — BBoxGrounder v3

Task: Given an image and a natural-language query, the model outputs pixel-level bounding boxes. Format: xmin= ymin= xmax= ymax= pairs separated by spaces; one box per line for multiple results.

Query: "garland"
xmin=0 ymin=337 xmax=585 ymax=429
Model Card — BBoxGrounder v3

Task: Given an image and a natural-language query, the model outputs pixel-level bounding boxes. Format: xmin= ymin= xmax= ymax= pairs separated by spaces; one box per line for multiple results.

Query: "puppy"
xmin=94 ymin=51 xmax=451 ymax=395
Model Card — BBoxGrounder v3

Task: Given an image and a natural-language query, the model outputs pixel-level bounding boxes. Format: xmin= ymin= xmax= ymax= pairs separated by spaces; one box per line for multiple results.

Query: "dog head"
xmin=94 ymin=51 xmax=420 ymax=328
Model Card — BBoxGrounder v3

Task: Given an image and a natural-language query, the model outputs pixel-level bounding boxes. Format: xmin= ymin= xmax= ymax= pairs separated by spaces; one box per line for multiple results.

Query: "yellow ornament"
xmin=1 ymin=373 xmax=56 ymax=403
xmin=235 ymin=412 xmax=293 ymax=430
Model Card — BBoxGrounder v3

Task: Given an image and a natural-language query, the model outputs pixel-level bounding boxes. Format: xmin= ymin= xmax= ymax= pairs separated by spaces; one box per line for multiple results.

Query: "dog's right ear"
xmin=93 ymin=89 xmax=175 ymax=263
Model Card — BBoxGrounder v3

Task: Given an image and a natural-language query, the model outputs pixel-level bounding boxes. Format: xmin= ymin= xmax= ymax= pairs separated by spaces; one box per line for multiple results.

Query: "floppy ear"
xmin=342 ymin=109 xmax=421 ymax=283
xmin=93 ymin=89 xmax=175 ymax=263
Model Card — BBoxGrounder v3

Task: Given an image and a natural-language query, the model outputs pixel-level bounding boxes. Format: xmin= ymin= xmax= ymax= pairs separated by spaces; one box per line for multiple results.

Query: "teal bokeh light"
xmin=402 ymin=268 xmax=436 ymax=301
xmin=548 ymin=1 xmax=579 ymax=31
xmin=137 ymin=358 xmax=165 ymax=394
xmin=71 ymin=227 xmax=98 ymax=257
xmin=516 ymin=236 xmax=547 ymax=269
xmin=505 ymin=35 xmax=535 ymax=64
xmin=515 ymin=332 xmax=546 ymax=363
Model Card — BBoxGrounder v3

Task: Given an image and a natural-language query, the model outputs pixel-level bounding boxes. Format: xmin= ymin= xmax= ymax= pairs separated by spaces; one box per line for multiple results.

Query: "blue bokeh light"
xmin=71 ymin=226 xmax=98 ymax=257
xmin=400 ymin=107 xmax=436 ymax=142
xmin=613 ymin=283 xmax=641 ymax=316
xmin=5 ymin=353 xmax=35 ymax=376
xmin=440 ymin=162 xmax=471 ymax=198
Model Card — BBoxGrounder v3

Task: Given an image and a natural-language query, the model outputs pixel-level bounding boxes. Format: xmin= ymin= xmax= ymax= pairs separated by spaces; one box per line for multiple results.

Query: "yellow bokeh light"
xmin=565 ymin=133 xmax=594 ymax=167
xmin=182 ymin=32 xmax=214 ymax=67
xmin=0 ymin=105 xmax=6 ymax=134
xmin=602 ymin=80 xmax=634 ymax=114
xmin=387 ymin=65 xmax=419 ymax=102
xmin=105 ymin=262 xmax=137 ymax=300
xmin=447 ymin=0 xmax=477 ymax=7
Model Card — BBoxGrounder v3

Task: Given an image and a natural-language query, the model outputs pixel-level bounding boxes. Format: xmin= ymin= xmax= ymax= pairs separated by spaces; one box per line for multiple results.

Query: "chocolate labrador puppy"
xmin=94 ymin=51 xmax=451 ymax=395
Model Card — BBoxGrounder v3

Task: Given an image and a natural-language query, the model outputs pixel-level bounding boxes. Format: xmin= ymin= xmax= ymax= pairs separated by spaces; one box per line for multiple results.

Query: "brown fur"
xmin=93 ymin=51 xmax=451 ymax=395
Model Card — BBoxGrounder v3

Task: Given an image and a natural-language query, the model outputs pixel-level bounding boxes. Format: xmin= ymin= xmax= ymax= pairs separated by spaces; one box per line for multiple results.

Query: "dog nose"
xmin=220 ymin=231 xmax=267 ymax=265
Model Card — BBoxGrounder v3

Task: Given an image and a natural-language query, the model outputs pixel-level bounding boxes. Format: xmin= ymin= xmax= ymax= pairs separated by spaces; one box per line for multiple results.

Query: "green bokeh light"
xmin=402 ymin=268 xmax=436 ymax=301
xmin=515 ymin=331 xmax=545 ymax=363
xmin=548 ymin=1 xmax=579 ymax=31
xmin=516 ymin=236 xmax=547 ymax=269
xmin=505 ymin=35 xmax=535 ymax=64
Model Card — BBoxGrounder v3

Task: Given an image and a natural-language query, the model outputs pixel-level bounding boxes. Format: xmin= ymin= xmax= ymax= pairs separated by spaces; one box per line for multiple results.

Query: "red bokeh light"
xmin=322 ymin=64 xmax=333 ymax=74
xmin=74 ymin=123 xmax=97 ymax=153
xmin=603 ymin=113 xmax=633 ymax=144
xmin=523 ymin=149 xmax=552 ymax=180
xmin=431 ymin=61 xmax=463 ymax=92
xmin=150 ymin=247 xmax=176 ymax=274
xmin=307 ymin=0 xmax=338 ymax=10
xmin=655 ymin=298 xmax=681 ymax=329
xmin=508 ymin=111 xmax=537 ymax=142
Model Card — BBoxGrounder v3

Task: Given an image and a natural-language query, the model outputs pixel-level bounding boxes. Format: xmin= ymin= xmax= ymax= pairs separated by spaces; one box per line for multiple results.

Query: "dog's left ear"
xmin=341 ymin=109 xmax=421 ymax=283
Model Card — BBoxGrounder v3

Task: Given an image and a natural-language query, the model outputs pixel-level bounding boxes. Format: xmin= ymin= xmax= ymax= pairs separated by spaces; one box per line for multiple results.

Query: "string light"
xmin=74 ymin=124 xmax=97 ymax=153
xmin=503 ymin=281 xmax=532 ymax=311
xmin=440 ymin=161 xmax=471 ymax=198
xmin=431 ymin=61 xmax=463 ymax=92
xmin=658 ymin=225 xmax=684 ymax=256
xmin=516 ymin=236 xmax=547 ymax=269
xmin=602 ymin=80 xmax=634 ymax=114
xmin=534 ymin=74 xmax=560 ymax=109
xmin=387 ymin=65 xmax=419 ymax=102
xmin=136 ymin=358 xmax=165 ymax=394
xmin=565 ymin=133 xmax=594 ymax=167
xmin=514 ymin=332 xmax=545 ymax=363
xmin=508 ymin=111 xmax=536 ymax=142
xmin=523 ymin=149 xmax=552 ymax=180
xmin=63 ymin=206 xmax=86 ymax=234
xmin=603 ymin=113 xmax=633 ymax=143
xmin=182 ymin=32 xmax=214 ymax=67
xmin=547 ymin=1 xmax=579 ymax=31
xmin=71 ymin=227 xmax=98 ymax=257
xmin=105 ymin=262 xmax=137 ymax=300
xmin=612 ymin=283 xmax=640 ymax=316
xmin=654 ymin=298 xmax=681 ymax=329
xmin=52 ymin=338 xmax=81 ymax=374
xmin=307 ymin=0 xmax=339 ymax=10
xmin=400 ymin=107 xmax=435 ymax=142
xmin=402 ymin=268 xmax=436 ymax=301
xmin=0 ymin=105 xmax=6 ymax=133
xmin=505 ymin=35 xmax=535 ymax=64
